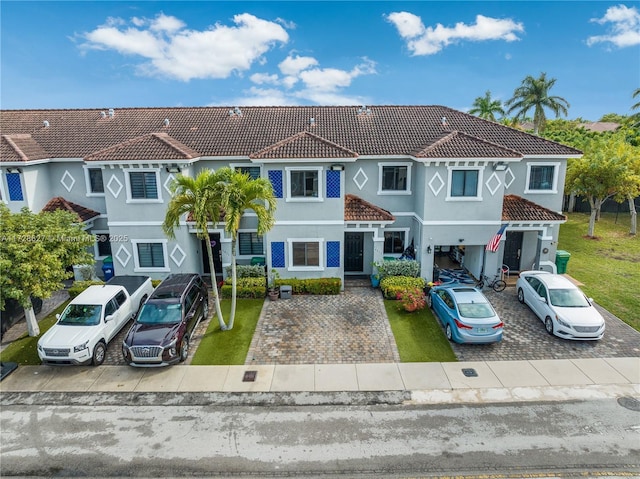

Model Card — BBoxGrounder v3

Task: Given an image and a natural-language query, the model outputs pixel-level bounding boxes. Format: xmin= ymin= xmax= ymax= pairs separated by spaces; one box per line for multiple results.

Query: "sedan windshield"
xmin=137 ymin=303 xmax=182 ymax=324
xmin=58 ymin=304 xmax=102 ymax=326
xmin=457 ymin=302 xmax=496 ymax=319
xmin=549 ymin=288 xmax=590 ymax=307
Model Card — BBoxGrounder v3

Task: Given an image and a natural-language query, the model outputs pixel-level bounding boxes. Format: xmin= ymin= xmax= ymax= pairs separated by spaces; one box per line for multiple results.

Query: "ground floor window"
xmin=238 ymin=232 xmax=263 ymax=255
xmin=288 ymin=238 xmax=323 ymax=270
xmin=133 ymin=241 xmax=167 ymax=269
xmin=384 ymin=231 xmax=405 ymax=254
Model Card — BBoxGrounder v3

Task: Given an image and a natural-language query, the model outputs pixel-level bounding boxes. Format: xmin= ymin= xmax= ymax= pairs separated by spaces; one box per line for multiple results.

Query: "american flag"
xmin=486 ymin=224 xmax=508 ymax=252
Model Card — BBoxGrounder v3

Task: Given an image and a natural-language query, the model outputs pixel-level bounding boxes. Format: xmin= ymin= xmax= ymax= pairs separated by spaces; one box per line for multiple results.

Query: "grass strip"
xmin=191 ymin=298 xmax=264 ymax=365
xmin=385 ymin=300 xmax=457 ymax=362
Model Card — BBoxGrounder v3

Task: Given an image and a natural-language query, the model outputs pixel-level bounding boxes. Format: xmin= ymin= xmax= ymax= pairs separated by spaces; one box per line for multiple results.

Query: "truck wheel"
xmin=92 ymin=341 xmax=107 ymax=366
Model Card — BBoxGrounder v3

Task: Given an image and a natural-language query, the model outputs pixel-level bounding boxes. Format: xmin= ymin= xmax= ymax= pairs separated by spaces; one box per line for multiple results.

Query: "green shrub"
xmin=221 ymin=276 xmax=267 ymax=299
xmin=225 ymin=264 xmax=266 ymax=278
xmin=68 ymin=280 xmax=105 ymax=299
xmin=274 ymin=277 xmax=341 ymax=295
xmin=375 ymin=259 xmax=420 ymax=279
xmin=151 ymin=279 xmax=162 ymax=288
xmin=380 ymin=276 xmax=425 ymax=299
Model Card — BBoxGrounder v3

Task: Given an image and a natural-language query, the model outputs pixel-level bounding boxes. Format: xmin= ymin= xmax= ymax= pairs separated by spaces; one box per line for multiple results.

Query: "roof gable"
xmin=41 ymin=197 xmax=100 ymax=223
xmin=85 ymin=132 xmax=200 ymax=162
xmin=1 ymin=134 xmax=49 ymax=162
xmin=345 ymin=194 xmax=395 ymax=222
xmin=250 ymin=131 xmax=358 ymax=160
xmin=414 ymin=131 xmax=522 ymax=159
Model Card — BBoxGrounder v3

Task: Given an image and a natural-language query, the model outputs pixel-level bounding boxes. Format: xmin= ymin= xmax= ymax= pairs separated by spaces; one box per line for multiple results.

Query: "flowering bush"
xmin=396 ymin=287 xmax=427 ymax=312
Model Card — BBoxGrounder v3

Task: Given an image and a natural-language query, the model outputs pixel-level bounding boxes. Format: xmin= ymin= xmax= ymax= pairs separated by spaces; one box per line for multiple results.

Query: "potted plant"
xmin=267 ymin=269 xmax=280 ymax=301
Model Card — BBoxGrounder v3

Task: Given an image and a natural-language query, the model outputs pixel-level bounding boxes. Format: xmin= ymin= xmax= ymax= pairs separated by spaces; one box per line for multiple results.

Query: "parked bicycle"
xmin=477 ymin=273 xmax=507 ymax=292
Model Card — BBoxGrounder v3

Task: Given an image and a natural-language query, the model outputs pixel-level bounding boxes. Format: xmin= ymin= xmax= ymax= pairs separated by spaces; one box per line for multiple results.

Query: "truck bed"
xmin=106 ymin=275 xmax=152 ymax=296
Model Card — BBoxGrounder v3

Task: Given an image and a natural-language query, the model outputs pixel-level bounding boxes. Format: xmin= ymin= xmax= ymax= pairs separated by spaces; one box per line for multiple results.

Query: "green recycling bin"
xmin=555 ymin=250 xmax=571 ymax=274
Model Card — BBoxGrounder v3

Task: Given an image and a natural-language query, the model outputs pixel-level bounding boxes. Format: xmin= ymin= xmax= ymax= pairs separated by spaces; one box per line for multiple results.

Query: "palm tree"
xmin=506 ymin=73 xmax=570 ymax=135
xmin=469 ymin=90 xmax=505 ymax=121
xmin=632 ymin=88 xmax=640 ymax=111
xmin=216 ymin=167 xmax=276 ymax=330
xmin=163 ymin=170 xmax=227 ymax=330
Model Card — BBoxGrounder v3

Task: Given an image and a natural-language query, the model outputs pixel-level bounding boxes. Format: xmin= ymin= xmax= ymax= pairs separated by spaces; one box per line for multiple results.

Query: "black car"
xmin=1 ymin=297 xmax=43 ymax=340
xmin=122 ymin=274 xmax=209 ymax=366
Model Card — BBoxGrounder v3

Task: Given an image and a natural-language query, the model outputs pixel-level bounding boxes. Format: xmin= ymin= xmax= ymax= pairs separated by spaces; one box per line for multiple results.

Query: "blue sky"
xmin=1 ymin=1 xmax=639 ymax=120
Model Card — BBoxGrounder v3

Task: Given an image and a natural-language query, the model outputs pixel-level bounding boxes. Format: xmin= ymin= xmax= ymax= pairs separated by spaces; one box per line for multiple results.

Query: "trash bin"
xmin=280 ymin=285 xmax=292 ymax=299
xmin=555 ymin=250 xmax=571 ymax=274
xmin=102 ymin=256 xmax=114 ymax=281
xmin=251 ymin=256 xmax=266 ymax=266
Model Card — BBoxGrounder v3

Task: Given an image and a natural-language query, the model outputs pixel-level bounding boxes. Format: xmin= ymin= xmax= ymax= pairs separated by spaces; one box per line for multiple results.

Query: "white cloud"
xmin=250 ymin=73 xmax=279 ymax=85
xmin=81 ymin=13 xmax=289 ymax=81
xmin=385 ymin=12 xmax=524 ymax=55
xmin=587 ymin=4 xmax=640 ymax=48
xmin=278 ymin=54 xmax=318 ymax=75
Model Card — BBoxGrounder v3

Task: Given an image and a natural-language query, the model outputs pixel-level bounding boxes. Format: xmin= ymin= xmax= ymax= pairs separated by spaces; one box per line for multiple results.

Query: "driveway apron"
xmin=246 ymin=279 xmax=400 ymax=365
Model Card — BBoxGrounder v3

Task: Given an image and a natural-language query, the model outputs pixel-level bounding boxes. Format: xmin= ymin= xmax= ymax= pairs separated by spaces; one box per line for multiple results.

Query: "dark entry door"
xmin=201 ymin=233 xmax=223 ymax=280
xmin=344 ymin=232 xmax=364 ymax=272
xmin=503 ymin=231 xmax=523 ymax=271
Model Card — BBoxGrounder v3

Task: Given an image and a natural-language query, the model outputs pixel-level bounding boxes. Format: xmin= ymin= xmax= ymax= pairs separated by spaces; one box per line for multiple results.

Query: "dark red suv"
xmin=122 ymin=274 xmax=208 ymax=366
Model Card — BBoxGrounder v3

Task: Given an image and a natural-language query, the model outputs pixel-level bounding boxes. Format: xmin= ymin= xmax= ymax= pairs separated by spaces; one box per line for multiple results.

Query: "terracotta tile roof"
xmin=345 ymin=194 xmax=395 ymax=222
xmin=41 ymin=197 xmax=100 ymax=223
xmin=502 ymin=195 xmax=566 ymax=222
xmin=250 ymin=131 xmax=358 ymax=159
xmin=0 ymin=106 xmax=581 ymax=163
xmin=413 ymin=131 xmax=522 ymax=159
xmin=85 ymin=132 xmax=200 ymax=161
xmin=1 ymin=134 xmax=49 ymax=162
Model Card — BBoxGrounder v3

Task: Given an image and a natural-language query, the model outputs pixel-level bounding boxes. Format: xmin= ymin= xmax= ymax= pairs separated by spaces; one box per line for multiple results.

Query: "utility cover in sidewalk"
xmin=243 ymin=370 xmax=257 ymax=382
xmin=462 ymin=368 xmax=478 ymax=377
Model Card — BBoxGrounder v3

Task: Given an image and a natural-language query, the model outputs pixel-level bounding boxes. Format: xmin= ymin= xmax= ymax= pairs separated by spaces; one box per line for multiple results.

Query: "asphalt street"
xmin=1 ymin=397 xmax=639 ymax=477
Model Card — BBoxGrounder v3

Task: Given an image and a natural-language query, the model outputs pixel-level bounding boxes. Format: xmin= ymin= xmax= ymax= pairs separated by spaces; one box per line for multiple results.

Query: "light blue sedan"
xmin=428 ymin=285 xmax=504 ymax=344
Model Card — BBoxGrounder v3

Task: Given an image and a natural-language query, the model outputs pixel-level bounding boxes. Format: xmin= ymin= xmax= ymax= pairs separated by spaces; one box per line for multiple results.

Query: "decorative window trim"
xmin=285 ymin=166 xmax=324 ymax=202
xmin=446 ymin=166 xmax=483 ymax=201
xmin=287 ymin=238 xmax=325 ymax=272
xmin=83 ymin=166 xmax=106 ymax=197
xmin=378 ymin=162 xmax=412 ymax=195
xmin=124 ymin=168 xmax=163 ymax=204
xmin=5 ymin=172 xmax=24 ymax=202
xmin=0 ymin=172 xmax=7 ymax=204
xmin=131 ymin=239 xmax=170 ymax=272
xmin=524 ymin=162 xmax=560 ymax=194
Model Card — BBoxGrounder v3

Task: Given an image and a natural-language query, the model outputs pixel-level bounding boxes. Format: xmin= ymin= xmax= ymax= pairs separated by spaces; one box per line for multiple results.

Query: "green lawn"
xmin=558 ymin=212 xmax=639 ymax=331
xmin=0 ymin=302 xmax=68 ymax=365
xmin=385 ymin=301 xmax=457 ymax=362
xmin=191 ymin=299 xmax=264 ymax=365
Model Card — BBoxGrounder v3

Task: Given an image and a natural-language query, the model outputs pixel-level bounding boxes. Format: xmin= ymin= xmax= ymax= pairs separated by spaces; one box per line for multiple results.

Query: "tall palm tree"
xmin=506 ymin=72 xmax=570 ymax=135
xmin=469 ymin=90 xmax=505 ymax=121
xmin=163 ymin=170 xmax=227 ymax=330
xmin=216 ymin=167 xmax=276 ymax=330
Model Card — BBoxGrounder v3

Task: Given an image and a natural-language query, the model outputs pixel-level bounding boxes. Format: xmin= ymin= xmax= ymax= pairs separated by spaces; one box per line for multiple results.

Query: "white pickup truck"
xmin=37 ymin=276 xmax=154 ymax=366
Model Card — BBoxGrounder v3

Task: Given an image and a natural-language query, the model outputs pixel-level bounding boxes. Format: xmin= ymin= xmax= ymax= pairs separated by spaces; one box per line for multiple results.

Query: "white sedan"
xmin=516 ymin=271 xmax=605 ymax=340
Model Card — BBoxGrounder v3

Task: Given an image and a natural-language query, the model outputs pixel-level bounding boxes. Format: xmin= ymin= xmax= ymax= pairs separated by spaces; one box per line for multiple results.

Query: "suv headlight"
xmin=167 ymin=338 xmax=177 ymax=357
xmin=74 ymin=341 xmax=90 ymax=353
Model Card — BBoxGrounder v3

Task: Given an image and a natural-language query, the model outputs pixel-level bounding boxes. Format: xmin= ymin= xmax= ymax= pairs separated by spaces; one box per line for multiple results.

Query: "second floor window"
xmin=382 ymin=166 xmax=407 ymax=191
xmin=88 ymin=168 xmax=104 ymax=193
xmin=451 ymin=170 xmax=479 ymax=197
xmin=129 ymin=172 xmax=158 ymax=199
xmin=528 ymin=165 xmax=555 ymax=191
xmin=236 ymin=166 xmax=261 ymax=180
xmin=290 ymin=170 xmax=318 ymax=197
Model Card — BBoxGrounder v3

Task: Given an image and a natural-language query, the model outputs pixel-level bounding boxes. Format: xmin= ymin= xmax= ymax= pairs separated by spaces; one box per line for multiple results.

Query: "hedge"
xmin=273 ymin=277 xmax=341 ymax=295
xmin=221 ymin=277 xmax=267 ymax=299
xmin=68 ymin=280 xmax=105 ymax=299
xmin=374 ymin=259 xmax=420 ymax=279
xmin=380 ymin=276 xmax=426 ymax=299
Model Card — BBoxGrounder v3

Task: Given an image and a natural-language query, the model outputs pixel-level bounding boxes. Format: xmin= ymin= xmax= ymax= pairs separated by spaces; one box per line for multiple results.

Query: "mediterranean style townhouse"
xmin=0 ymin=106 xmax=580 ymax=286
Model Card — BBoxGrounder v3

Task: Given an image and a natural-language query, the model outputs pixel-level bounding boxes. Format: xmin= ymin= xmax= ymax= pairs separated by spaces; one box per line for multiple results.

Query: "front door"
xmin=344 ymin=232 xmax=364 ymax=272
xmin=201 ymin=233 xmax=223 ymax=280
xmin=503 ymin=231 xmax=523 ymax=271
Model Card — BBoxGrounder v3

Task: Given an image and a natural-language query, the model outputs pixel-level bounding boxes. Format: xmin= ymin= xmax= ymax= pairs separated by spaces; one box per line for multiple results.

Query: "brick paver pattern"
xmin=245 ymin=280 xmax=400 ymax=365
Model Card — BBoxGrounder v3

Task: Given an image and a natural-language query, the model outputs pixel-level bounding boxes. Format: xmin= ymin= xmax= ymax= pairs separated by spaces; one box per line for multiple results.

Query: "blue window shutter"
xmin=268 ymin=170 xmax=283 ymax=198
xmin=327 ymin=241 xmax=340 ymax=267
xmin=271 ymin=241 xmax=285 ymax=268
xmin=6 ymin=173 xmax=23 ymax=201
xmin=326 ymin=170 xmax=340 ymax=198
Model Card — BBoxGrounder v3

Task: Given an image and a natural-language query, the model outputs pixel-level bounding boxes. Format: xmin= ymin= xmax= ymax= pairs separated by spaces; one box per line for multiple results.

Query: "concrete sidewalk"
xmin=1 ymin=357 xmax=638 ymax=404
